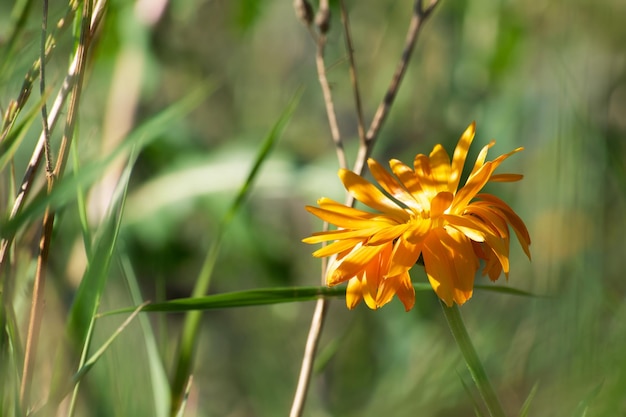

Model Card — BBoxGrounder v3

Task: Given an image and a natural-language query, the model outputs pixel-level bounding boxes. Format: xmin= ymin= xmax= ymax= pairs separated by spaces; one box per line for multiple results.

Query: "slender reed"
xmin=19 ymin=0 xmax=95 ymax=409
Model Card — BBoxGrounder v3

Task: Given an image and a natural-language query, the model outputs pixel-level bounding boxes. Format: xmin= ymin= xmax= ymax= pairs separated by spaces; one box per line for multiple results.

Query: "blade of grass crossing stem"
xmin=104 ymin=286 xmax=348 ymax=315
xmin=169 ymin=91 xmax=301 ymax=415
xmin=0 ymin=83 xmax=213 ymax=240
xmin=119 ymin=254 xmax=170 ymax=417
xmin=103 ymin=283 xmax=535 ymax=316
xmin=68 ymin=302 xmax=148 ymax=417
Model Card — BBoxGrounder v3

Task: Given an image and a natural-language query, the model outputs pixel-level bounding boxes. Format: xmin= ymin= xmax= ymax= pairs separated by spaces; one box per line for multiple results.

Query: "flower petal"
xmin=449 ymin=122 xmax=475 ymax=192
xmin=303 ymin=228 xmax=379 ymax=244
xmin=470 ymin=140 xmax=495 ymax=177
xmin=376 ymin=272 xmax=415 ymax=310
xmin=317 ymin=198 xmax=379 ymax=218
xmin=431 ymin=192 xmax=454 ymax=218
xmin=388 ymin=237 xmax=423 ymax=277
xmin=442 ymin=214 xmax=488 ymax=242
xmin=475 ymin=193 xmax=531 ymax=258
xmin=422 ymin=228 xmax=477 ymax=306
xmin=312 ymin=238 xmax=363 ymax=258
xmin=489 ymin=173 xmax=524 ymax=182
xmin=368 ymin=158 xmax=423 ymax=212
xmin=428 ymin=144 xmax=452 ymax=188
xmin=339 ymin=169 xmax=409 ymax=220
xmin=346 ymin=277 xmax=364 ymax=309
xmin=463 ymin=204 xmax=509 ymax=238
xmin=367 ymin=223 xmax=410 ymax=245
xmin=305 ymin=205 xmax=383 ymax=229
xmin=414 ymin=154 xmax=439 ymax=196
xmin=389 ymin=159 xmax=431 ymax=210
xmin=394 ymin=272 xmax=416 ymax=311
xmin=328 ymin=244 xmax=385 ymax=285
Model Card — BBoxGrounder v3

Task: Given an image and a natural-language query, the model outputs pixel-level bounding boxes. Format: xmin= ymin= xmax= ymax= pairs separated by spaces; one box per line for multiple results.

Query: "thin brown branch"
xmin=293 ymin=0 xmax=314 ymax=27
xmin=40 ymin=0 xmax=52 ymax=176
xmin=19 ymin=201 xmax=54 ymax=408
xmin=19 ymin=1 xmax=52 ymax=405
xmin=0 ymin=1 xmax=79 ymax=145
xmin=353 ymin=0 xmax=440 ymax=176
xmin=315 ymin=0 xmax=330 ymax=34
xmin=339 ymin=0 xmax=366 ymax=146
xmin=19 ymin=0 xmax=95 ymax=410
xmin=315 ymin=35 xmax=347 ymax=170
xmin=289 ymin=297 xmax=328 ymax=417
xmin=0 ymin=0 xmax=107 ymax=274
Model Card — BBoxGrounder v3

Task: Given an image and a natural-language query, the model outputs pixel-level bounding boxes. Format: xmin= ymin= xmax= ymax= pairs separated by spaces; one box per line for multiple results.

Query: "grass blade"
xmin=119 ymin=254 xmax=170 ymax=417
xmin=0 ymin=83 xmax=213 ymax=240
xmin=169 ymin=90 xmax=302 ymax=415
xmin=103 ymin=283 xmax=536 ymax=315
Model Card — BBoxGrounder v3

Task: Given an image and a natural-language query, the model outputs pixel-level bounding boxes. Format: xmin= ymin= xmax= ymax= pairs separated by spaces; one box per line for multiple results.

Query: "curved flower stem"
xmin=440 ymin=301 xmax=507 ymax=417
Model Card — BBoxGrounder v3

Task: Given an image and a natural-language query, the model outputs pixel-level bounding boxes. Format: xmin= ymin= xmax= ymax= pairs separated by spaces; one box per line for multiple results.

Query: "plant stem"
xmin=440 ymin=301 xmax=507 ymax=417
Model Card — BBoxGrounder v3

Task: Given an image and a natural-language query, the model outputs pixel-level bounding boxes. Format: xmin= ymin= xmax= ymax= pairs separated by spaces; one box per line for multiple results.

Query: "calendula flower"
xmin=303 ymin=122 xmax=531 ymax=310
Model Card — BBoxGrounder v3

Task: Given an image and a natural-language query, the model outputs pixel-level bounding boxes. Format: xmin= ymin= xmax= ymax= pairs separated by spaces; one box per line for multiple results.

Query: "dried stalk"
xmin=0 ymin=0 xmax=106 ymax=272
xmin=0 ymin=1 xmax=80 ymax=145
xmin=315 ymin=34 xmax=347 ymax=170
xmin=19 ymin=0 xmax=96 ymax=409
xmin=339 ymin=0 xmax=366 ymax=146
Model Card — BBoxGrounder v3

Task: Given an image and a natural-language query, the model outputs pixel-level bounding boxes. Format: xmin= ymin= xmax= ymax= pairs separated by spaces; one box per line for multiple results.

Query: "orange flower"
xmin=303 ymin=122 xmax=531 ymax=310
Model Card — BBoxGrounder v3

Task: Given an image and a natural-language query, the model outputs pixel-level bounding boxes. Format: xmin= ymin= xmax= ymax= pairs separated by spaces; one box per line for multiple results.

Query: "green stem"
xmin=440 ymin=301 xmax=507 ymax=417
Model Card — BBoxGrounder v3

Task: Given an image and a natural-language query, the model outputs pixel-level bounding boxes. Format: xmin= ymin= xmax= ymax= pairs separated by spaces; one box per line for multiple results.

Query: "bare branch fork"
xmin=290 ymin=1 xmax=441 ymax=416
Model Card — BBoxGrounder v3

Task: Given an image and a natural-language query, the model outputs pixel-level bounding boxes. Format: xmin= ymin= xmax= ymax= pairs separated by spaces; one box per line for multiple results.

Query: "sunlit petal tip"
xmin=366 ymin=158 xmax=379 ymax=169
xmin=489 ymin=173 xmax=524 ymax=182
xmin=397 ymin=275 xmax=416 ymax=311
xmin=327 ymin=268 xmax=350 ymax=286
xmin=457 ymin=122 xmax=476 ymax=147
xmin=346 ymin=278 xmax=363 ymax=309
xmin=453 ymin=291 xmax=472 ymax=306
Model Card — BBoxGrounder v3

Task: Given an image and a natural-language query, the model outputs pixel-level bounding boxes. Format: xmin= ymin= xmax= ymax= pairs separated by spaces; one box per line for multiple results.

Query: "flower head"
xmin=303 ymin=122 xmax=531 ymax=310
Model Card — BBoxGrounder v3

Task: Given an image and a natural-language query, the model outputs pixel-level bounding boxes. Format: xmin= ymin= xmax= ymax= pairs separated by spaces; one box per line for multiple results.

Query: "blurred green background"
xmin=2 ymin=0 xmax=626 ymax=416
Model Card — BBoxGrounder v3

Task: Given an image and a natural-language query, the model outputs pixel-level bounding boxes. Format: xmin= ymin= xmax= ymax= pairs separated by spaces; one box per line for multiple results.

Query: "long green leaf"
xmin=104 ymin=283 xmax=536 ymax=315
xmin=119 ymin=254 xmax=170 ymax=417
xmin=169 ymin=90 xmax=302 ymax=416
